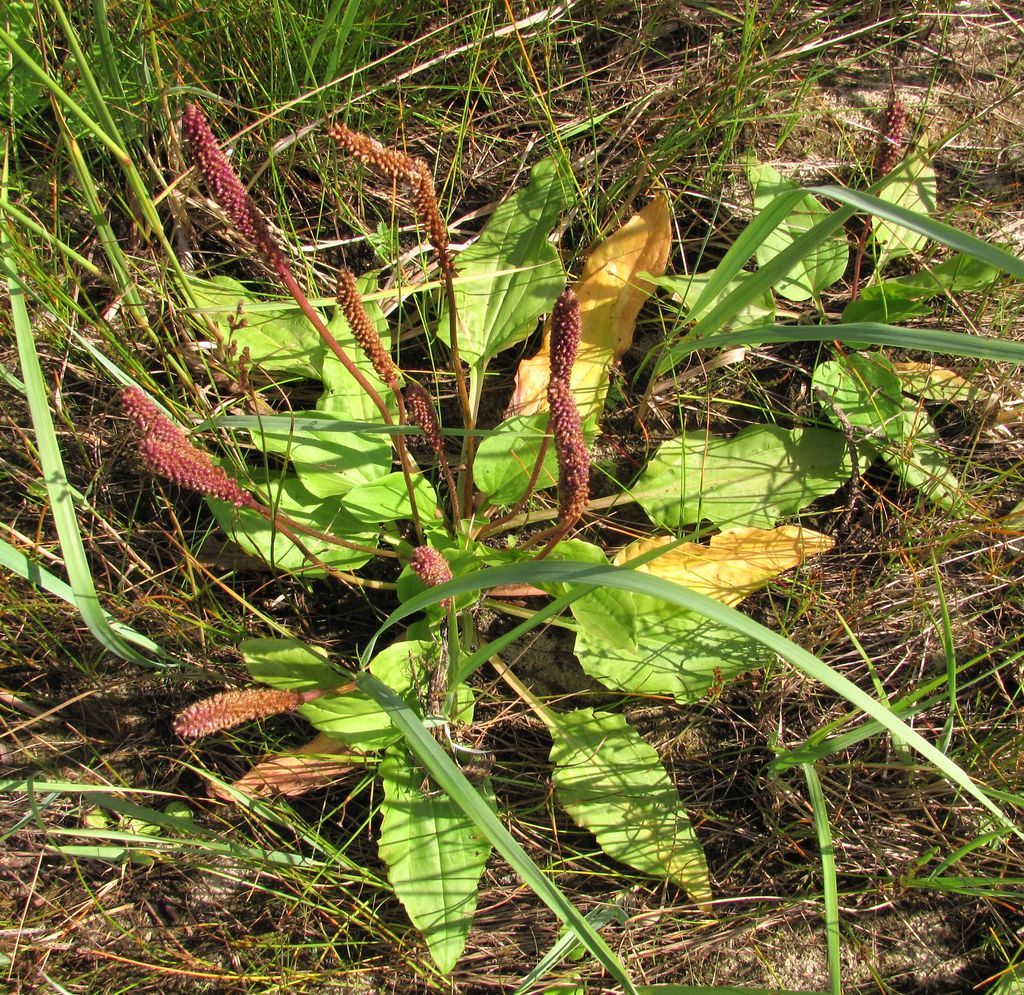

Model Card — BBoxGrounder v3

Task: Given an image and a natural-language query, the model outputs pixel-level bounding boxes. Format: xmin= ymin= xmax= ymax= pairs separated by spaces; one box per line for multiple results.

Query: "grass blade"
xmin=0 ymin=531 xmax=167 ymax=660
xmin=666 ymin=322 xmax=1024 ymax=366
xmin=808 ymin=184 xmax=1024 ymax=281
xmin=802 ymin=763 xmax=841 ymax=995
xmin=2 ymin=205 xmax=156 ymax=667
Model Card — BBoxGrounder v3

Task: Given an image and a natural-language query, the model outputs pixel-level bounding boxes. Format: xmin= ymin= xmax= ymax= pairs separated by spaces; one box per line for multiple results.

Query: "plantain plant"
xmin=98 ymin=101 xmax=1024 ymax=978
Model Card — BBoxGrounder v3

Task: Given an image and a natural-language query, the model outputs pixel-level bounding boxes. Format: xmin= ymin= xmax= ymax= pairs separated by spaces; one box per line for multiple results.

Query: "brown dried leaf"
xmin=615 ymin=526 xmax=834 ymax=607
xmin=509 ymin=195 xmax=672 ymax=422
xmin=207 ymin=732 xmax=361 ymax=801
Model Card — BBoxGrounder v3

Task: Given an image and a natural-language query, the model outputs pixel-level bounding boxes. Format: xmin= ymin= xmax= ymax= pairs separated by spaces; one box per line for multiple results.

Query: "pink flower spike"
xmin=409 ymin=545 xmax=454 ymax=609
xmin=410 ymin=545 xmax=453 ymax=588
xmin=121 ymin=388 xmax=254 ymax=508
xmin=174 ymin=687 xmax=308 ymax=739
xmin=181 ymin=103 xmax=292 ymax=280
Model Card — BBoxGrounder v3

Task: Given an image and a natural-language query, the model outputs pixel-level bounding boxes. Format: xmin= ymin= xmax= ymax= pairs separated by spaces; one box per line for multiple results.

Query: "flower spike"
xmin=174 ymin=688 xmax=309 ymax=738
xmin=121 ymin=388 xmax=254 ymax=508
xmin=181 ymin=104 xmax=292 ymax=281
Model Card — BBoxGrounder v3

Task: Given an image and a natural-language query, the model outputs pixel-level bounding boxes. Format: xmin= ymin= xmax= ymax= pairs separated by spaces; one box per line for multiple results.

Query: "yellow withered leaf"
xmin=614 ymin=526 xmax=833 ymax=607
xmin=509 ymin=194 xmax=672 ymax=423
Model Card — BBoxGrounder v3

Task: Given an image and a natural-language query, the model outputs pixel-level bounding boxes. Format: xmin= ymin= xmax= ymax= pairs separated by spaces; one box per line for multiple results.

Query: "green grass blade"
xmin=802 ymin=763 xmax=841 ymax=995
xmin=931 ymin=558 xmax=958 ymax=755
xmin=0 ymin=531 xmax=167 ymax=659
xmin=655 ymin=204 xmax=858 ymax=376
xmin=0 ymin=198 xmax=102 ymax=275
xmin=2 ymin=229 xmax=156 ymax=667
xmin=638 ymin=988 xmax=827 ymax=995
xmin=807 ymin=184 xmax=1024 ymax=281
xmin=657 ymin=179 xmax=1024 ymax=378
xmin=666 ymin=322 xmax=1024 ymax=366
xmin=0 ymin=24 xmax=126 ymax=162
xmin=514 ymin=904 xmax=625 ymax=995
xmin=371 ymin=562 xmax=1022 ymax=839
xmin=49 ymin=0 xmax=127 ymax=149
xmin=685 ymin=186 xmax=810 ymax=321
xmin=356 ymin=670 xmax=640 ymax=995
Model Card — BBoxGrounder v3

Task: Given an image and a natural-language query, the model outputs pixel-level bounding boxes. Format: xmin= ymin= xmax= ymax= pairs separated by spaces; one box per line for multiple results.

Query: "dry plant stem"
xmin=264 ymin=504 xmax=398 ymax=559
xmin=443 ymin=275 xmax=475 ymax=511
xmin=520 ymin=518 xmax=576 ymax=558
xmin=849 ymin=219 xmax=872 ymax=302
xmin=392 ymin=394 xmax=426 ymax=544
xmin=496 ymin=487 xmax=641 ymax=535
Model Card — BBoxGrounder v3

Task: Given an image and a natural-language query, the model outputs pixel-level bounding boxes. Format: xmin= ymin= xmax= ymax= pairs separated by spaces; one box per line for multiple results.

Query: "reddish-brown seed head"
xmin=174 ymin=687 xmax=307 ymax=738
xmin=403 ymin=381 xmax=444 ymax=456
xmin=549 ymin=289 xmax=581 ymax=385
xmin=326 ymin=120 xmax=419 ymax=183
xmin=336 ymin=268 xmax=400 ymax=390
xmin=546 ymin=379 xmax=589 ymax=526
xmin=876 ymin=98 xmax=907 ymax=178
xmin=121 ymin=388 xmax=254 ymax=508
xmin=327 ymin=121 xmax=451 ymax=272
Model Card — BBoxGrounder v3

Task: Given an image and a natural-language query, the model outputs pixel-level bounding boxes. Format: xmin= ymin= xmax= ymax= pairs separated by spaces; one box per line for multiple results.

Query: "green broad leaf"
xmin=244 ymin=637 xmax=432 ymax=750
xmin=746 ymin=161 xmax=849 ymax=301
xmin=634 ymin=425 xmax=852 ymax=530
xmin=209 ymin=473 xmax=376 ymax=573
xmin=987 ymin=964 xmax=1024 ymax=995
xmin=303 ymin=639 xmax=436 ymax=749
xmin=444 ymin=157 xmax=569 ymax=366
xmin=474 ymin=413 xmax=558 ymax=506
xmin=872 ymin=155 xmax=937 ymax=264
xmin=188 ymin=275 xmax=324 ymax=377
xmin=378 ymin=747 xmax=494 ymax=973
xmin=284 ymin=303 xmax=394 ymax=497
xmin=342 ymin=472 xmax=442 ymax=528
xmin=650 ymin=271 xmax=775 ymax=333
xmin=812 ymin=353 xmax=964 ymax=511
xmin=842 ymin=293 xmax=932 ymax=324
xmin=242 ymin=636 xmax=349 ymax=689
xmin=843 ymin=252 xmax=1002 ymax=323
xmin=864 ymin=252 xmax=1001 ymax=301
xmin=574 ymin=593 xmax=766 ymax=701
xmin=546 ymin=540 xmax=637 ymax=653
xmin=254 ymin=410 xmax=392 ymax=499
xmin=549 ymin=708 xmax=711 ymax=907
